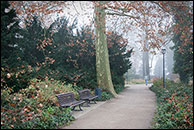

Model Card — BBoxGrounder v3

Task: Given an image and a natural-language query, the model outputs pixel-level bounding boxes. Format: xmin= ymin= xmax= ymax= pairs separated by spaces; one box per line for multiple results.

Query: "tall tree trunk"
xmin=94 ymin=1 xmax=117 ymax=97
xmin=143 ymin=51 xmax=150 ymax=80
xmin=143 ymin=32 xmax=150 ymax=80
xmin=142 ymin=15 xmax=150 ymax=80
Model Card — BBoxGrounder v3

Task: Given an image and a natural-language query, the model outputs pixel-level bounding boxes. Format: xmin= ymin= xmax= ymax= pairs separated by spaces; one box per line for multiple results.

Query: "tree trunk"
xmin=94 ymin=1 xmax=117 ymax=97
xmin=142 ymin=18 xmax=150 ymax=80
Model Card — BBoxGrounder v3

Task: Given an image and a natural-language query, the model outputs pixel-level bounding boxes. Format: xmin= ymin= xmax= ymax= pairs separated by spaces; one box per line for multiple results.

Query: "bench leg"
xmin=82 ymin=100 xmax=90 ymax=107
xmin=72 ymin=106 xmax=75 ymax=111
xmin=89 ymin=100 xmax=97 ymax=104
xmin=79 ymin=105 xmax=83 ymax=111
xmin=71 ymin=105 xmax=83 ymax=111
xmin=85 ymin=100 xmax=90 ymax=107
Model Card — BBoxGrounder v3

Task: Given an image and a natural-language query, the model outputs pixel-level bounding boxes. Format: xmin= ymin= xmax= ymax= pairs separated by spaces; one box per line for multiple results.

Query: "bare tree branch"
xmin=106 ymin=12 xmax=140 ymax=19
xmin=72 ymin=1 xmax=80 ymax=15
xmin=79 ymin=1 xmax=84 ymax=11
xmin=149 ymin=1 xmax=171 ymax=15
xmin=106 ymin=1 xmax=138 ymax=12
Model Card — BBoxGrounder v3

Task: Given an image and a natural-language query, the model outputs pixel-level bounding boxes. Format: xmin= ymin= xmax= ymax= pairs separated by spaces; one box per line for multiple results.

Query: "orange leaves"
xmin=27 ymin=65 xmax=32 ymax=72
xmin=106 ymin=31 xmax=112 ymax=35
xmin=119 ymin=43 xmax=125 ymax=47
xmin=10 ymin=104 xmax=16 ymax=107
xmin=9 ymin=1 xmax=15 ymax=8
xmin=50 ymin=59 xmax=55 ymax=64
xmin=56 ymin=9 xmax=63 ymax=13
xmin=23 ymin=105 xmax=31 ymax=111
xmin=27 ymin=112 xmax=32 ymax=117
xmin=21 ymin=69 xmax=26 ymax=74
xmin=39 ymin=103 xmax=43 ymax=108
xmin=31 ymin=8 xmax=35 ymax=13
xmin=96 ymin=24 xmax=100 ymax=28
xmin=25 ymin=108 xmax=30 ymax=113
xmin=37 ymin=38 xmax=53 ymax=51
xmin=45 ymin=57 xmax=49 ymax=60
xmin=44 ymin=57 xmax=55 ymax=65
xmin=74 ymin=74 xmax=81 ymax=82
xmin=16 ymin=10 xmax=22 ymax=15
xmin=76 ymin=40 xmax=79 ymax=43
xmin=13 ymin=117 xmax=17 ymax=122
xmin=67 ymin=42 xmax=74 ymax=47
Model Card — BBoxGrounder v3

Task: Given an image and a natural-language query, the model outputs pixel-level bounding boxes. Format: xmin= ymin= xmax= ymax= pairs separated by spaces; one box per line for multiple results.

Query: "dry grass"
xmin=126 ymin=79 xmax=147 ymax=84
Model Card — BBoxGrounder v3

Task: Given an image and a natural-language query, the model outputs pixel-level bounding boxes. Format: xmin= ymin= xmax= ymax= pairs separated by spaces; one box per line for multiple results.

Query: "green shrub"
xmin=150 ymin=79 xmax=193 ymax=129
xmin=114 ymin=84 xmax=125 ymax=94
xmin=96 ymin=91 xmax=114 ymax=101
xmin=1 ymin=78 xmax=76 ymax=129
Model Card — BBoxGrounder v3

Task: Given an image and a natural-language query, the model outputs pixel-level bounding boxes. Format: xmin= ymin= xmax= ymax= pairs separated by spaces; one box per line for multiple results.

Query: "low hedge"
xmin=150 ymin=79 xmax=193 ymax=129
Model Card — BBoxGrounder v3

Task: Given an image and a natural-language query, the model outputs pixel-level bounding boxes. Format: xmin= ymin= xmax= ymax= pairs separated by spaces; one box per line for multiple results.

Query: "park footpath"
xmin=62 ymin=84 xmax=156 ymax=129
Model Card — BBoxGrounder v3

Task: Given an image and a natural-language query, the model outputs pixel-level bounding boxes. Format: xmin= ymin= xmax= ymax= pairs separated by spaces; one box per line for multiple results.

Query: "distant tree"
xmin=153 ymin=56 xmax=163 ymax=78
xmin=165 ymin=42 xmax=174 ymax=76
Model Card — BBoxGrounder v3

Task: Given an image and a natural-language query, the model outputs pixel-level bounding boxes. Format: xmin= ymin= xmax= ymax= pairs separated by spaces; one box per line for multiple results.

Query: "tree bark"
xmin=94 ymin=1 xmax=117 ymax=97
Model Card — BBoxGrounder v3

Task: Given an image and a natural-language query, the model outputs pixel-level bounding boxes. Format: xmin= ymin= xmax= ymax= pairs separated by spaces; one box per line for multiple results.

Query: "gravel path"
xmin=62 ymin=84 xmax=156 ymax=129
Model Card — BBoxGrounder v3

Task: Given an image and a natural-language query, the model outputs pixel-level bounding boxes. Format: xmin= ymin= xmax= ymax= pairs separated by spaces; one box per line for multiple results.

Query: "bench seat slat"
xmin=81 ymin=95 xmax=98 ymax=100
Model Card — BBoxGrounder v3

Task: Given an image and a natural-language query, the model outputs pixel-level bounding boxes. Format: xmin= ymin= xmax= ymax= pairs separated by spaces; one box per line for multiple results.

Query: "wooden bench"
xmin=56 ymin=92 xmax=85 ymax=111
xmin=78 ymin=89 xmax=98 ymax=106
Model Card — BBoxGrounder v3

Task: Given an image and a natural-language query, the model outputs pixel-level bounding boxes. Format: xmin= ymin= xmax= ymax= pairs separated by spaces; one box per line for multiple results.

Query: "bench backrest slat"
xmin=78 ymin=89 xmax=91 ymax=99
xmin=56 ymin=92 xmax=75 ymax=105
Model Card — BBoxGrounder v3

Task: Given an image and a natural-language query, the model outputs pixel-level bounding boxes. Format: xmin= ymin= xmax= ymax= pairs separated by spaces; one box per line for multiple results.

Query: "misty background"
xmin=17 ymin=1 xmax=177 ymax=81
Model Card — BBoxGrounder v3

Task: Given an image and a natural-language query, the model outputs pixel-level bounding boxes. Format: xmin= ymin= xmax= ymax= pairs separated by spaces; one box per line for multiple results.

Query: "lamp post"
xmin=161 ymin=47 xmax=166 ymax=88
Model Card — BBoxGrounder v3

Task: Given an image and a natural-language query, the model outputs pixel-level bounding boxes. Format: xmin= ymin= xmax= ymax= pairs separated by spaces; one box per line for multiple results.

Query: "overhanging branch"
xmin=106 ymin=12 xmax=140 ymax=19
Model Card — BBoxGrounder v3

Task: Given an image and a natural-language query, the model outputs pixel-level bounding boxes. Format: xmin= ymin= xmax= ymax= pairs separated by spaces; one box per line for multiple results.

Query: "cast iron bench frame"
xmin=56 ymin=92 xmax=85 ymax=111
xmin=78 ymin=89 xmax=98 ymax=107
